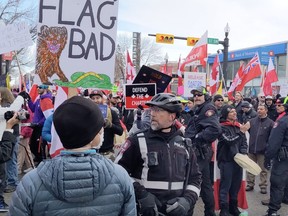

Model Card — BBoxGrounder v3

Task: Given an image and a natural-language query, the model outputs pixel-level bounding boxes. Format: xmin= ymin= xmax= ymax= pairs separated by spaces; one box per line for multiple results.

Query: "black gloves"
xmin=134 ymin=182 xmax=161 ymax=216
xmin=264 ymin=158 xmax=272 ymax=170
xmin=138 ymin=192 xmax=159 ymax=216
xmin=137 ymin=105 xmax=144 ymax=121
xmin=18 ymin=91 xmax=31 ymax=101
xmin=166 ymin=197 xmax=190 ymax=216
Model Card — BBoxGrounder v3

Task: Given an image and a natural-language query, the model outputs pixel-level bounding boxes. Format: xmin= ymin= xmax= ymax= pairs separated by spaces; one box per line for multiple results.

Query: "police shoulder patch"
xmin=273 ymin=122 xmax=278 ymax=128
xmin=120 ymin=140 xmax=131 ymax=154
xmin=205 ymin=110 xmax=215 ymax=117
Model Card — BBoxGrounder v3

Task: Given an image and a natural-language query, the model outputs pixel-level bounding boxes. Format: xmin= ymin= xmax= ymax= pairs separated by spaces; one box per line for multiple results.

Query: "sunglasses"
xmin=217 ymin=99 xmax=224 ymax=102
xmin=276 ymin=104 xmax=284 ymax=107
xmin=37 ymin=86 xmax=44 ymax=89
xmin=194 ymin=93 xmax=203 ymax=97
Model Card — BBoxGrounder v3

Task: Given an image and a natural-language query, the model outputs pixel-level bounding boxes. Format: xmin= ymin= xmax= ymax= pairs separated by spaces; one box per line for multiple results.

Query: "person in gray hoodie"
xmin=8 ymin=96 xmax=136 ymax=216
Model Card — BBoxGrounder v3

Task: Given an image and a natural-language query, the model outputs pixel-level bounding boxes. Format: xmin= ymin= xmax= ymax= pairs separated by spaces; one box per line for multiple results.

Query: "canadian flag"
xmin=209 ymin=54 xmax=220 ymax=95
xmin=50 ymin=87 xmax=79 ymax=157
xmin=126 ymin=51 xmax=136 ymax=84
xmin=262 ymin=57 xmax=278 ymax=96
xmin=180 ymin=31 xmax=208 ymax=71
xmin=227 ymin=64 xmax=244 ymax=100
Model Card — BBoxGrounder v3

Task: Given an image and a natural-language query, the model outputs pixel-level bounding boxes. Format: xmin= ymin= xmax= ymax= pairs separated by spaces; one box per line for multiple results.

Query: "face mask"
xmin=94 ymin=131 xmax=104 ymax=149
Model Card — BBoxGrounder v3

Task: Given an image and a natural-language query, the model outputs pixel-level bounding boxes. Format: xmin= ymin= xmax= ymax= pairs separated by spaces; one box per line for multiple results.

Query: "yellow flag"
xmin=6 ymin=75 xmax=10 ymax=89
xmin=216 ymin=81 xmax=222 ymax=95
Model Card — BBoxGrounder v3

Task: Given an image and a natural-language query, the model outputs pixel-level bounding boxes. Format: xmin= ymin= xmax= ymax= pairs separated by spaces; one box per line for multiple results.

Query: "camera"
xmin=4 ymin=109 xmax=30 ymax=121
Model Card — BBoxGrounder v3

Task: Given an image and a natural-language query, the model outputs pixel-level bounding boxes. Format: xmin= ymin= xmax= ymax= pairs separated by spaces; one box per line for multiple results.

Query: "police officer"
xmin=264 ymin=98 xmax=288 ymax=216
xmin=185 ymin=86 xmax=221 ymax=216
xmin=115 ymin=93 xmax=202 ymax=216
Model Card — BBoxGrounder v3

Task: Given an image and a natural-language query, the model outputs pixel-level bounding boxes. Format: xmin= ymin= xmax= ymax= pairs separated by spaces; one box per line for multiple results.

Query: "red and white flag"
xmin=262 ymin=57 xmax=278 ymax=96
xmin=50 ymin=86 xmax=69 ymax=157
xmin=180 ymin=31 xmax=208 ymax=71
xmin=209 ymin=54 xmax=220 ymax=95
xmin=227 ymin=64 xmax=244 ymax=100
xmin=126 ymin=51 xmax=136 ymax=84
xmin=236 ymin=52 xmax=262 ymax=91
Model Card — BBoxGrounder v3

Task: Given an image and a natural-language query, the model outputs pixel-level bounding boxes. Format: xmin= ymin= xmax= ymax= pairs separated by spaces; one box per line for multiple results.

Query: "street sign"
xmin=208 ymin=38 xmax=219 ymax=45
xmin=125 ymin=83 xmax=156 ymax=109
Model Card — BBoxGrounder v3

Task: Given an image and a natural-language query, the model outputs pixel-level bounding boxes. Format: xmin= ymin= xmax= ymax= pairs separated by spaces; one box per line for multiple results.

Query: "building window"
xmin=276 ymin=55 xmax=286 ymax=78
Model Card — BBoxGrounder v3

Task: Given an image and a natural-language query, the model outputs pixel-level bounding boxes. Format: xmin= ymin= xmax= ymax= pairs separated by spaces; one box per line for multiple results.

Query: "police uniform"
xmin=115 ymin=126 xmax=201 ymax=215
xmin=185 ymin=100 xmax=221 ymax=216
xmin=265 ymin=114 xmax=288 ymax=215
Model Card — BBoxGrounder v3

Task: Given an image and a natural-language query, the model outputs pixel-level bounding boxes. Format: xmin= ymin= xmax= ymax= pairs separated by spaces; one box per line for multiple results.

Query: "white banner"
xmin=36 ymin=0 xmax=119 ymax=89
xmin=183 ymin=72 xmax=207 ymax=97
xmin=0 ymin=23 xmax=33 ymax=55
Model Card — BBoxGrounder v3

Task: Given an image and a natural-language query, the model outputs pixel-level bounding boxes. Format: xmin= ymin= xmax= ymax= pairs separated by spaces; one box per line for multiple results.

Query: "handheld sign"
xmin=125 ymin=83 xmax=156 ymax=109
xmin=183 ymin=72 xmax=206 ymax=97
xmin=132 ymin=65 xmax=172 ymax=93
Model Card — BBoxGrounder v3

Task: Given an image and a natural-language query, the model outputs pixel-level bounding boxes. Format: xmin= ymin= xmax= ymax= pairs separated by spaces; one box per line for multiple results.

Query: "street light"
xmin=219 ymin=23 xmax=230 ymax=83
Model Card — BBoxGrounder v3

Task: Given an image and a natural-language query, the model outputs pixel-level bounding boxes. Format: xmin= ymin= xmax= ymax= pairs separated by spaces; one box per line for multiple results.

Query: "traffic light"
xmin=187 ymin=37 xmax=200 ymax=46
xmin=156 ymin=33 xmax=174 ymax=44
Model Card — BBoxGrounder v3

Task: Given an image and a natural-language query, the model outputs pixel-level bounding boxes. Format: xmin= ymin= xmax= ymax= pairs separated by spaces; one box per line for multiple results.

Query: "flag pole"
xmin=15 ymin=52 xmax=26 ymax=92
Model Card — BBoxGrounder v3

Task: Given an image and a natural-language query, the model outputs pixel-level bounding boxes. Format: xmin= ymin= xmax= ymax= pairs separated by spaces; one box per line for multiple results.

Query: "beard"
xmin=151 ymin=120 xmax=162 ymax=131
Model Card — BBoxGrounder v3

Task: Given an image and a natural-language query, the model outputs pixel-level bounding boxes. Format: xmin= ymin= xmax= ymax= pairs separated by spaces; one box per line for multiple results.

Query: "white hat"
xmin=234 ymin=153 xmax=262 ymax=175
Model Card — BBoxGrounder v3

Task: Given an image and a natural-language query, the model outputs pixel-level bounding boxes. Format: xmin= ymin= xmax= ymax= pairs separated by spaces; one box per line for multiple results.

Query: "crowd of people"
xmin=0 ymin=84 xmax=287 ymax=216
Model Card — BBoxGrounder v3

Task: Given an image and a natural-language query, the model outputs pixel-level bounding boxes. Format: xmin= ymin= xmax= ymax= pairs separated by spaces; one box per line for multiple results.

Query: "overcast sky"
xmin=117 ymin=0 xmax=288 ymax=62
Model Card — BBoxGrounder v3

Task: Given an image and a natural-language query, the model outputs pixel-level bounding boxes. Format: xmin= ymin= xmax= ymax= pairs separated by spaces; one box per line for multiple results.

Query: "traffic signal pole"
xmin=148 ymin=34 xmax=187 ymax=40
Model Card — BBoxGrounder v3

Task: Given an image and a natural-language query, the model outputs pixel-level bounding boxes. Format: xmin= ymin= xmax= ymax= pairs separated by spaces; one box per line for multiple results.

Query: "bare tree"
xmin=114 ymin=32 xmax=163 ymax=82
xmin=0 ymin=0 xmax=37 ymax=76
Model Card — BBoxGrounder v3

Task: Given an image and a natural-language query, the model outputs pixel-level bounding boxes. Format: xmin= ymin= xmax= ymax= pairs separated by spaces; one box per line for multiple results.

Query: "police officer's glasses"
xmin=150 ymin=106 xmax=166 ymax=112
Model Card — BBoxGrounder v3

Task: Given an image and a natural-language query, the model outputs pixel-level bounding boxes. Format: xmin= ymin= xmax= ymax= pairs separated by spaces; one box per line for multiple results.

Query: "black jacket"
xmin=185 ymin=101 xmax=221 ymax=146
xmin=267 ymin=104 xmax=278 ymax=121
xmin=266 ymin=114 xmax=288 ymax=160
xmin=248 ymin=116 xmax=274 ymax=154
xmin=116 ymin=126 xmax=202 ymax=210
xmin=99 ymin=108 xmax=123 ymax=153
xmin=0 ymin=131 xmax=17 ymax=163
xmin=233 ymin=101 xmax=244 ymax=123
xmin=217 ymin=121 xmax=248 ymax=163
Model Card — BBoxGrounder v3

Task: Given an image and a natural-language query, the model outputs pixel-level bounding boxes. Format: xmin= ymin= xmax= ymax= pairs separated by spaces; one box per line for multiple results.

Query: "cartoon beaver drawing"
xmin=36 ymin=25 xmax=69 ymax=84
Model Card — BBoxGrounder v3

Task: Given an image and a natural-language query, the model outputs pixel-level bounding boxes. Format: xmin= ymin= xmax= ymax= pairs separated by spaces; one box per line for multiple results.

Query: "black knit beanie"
xmin=53 ymin=96 xmax=104 ymax=149
xmin=221 ymin=105 xmax=235 ymax=120
xmin=213 ymin=94 xmax=223 ymax=102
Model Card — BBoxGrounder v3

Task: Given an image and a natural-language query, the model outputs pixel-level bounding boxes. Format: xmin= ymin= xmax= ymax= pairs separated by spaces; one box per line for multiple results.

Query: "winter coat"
xmin=217 ymin=120 xmax=248 ymax=163
xmin=8 ymin=150 xmax=136 ymax=216
xmin=248 ymin=116 xmax=274 ymax=154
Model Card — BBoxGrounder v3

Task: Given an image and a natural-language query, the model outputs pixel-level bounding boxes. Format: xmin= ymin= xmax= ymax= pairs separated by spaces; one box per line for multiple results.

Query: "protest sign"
xmin=183 ymin=72 xmax=206 ymax=97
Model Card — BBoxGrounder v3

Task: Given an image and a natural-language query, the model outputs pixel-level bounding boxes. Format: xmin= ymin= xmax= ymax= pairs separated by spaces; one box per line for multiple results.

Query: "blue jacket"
xmin=9 ymin=150 xmax=136 ymax=216
xmin=42 ymin=114 xmax=53 ymax=142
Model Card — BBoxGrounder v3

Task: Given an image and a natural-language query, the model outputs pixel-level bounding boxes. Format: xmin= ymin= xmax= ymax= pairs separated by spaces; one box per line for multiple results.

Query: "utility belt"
xmin=278 ymin=146 xmax=288 ymax=161
xmin=194 ymin=144 xmax=211 ymax=160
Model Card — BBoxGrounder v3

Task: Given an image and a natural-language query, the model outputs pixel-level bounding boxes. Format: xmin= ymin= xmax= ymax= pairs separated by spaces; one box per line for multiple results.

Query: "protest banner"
xmin=183 ymin=72 xmax=206 ymax=97
xmin=36 ymin=0 xmax=119 ymax=89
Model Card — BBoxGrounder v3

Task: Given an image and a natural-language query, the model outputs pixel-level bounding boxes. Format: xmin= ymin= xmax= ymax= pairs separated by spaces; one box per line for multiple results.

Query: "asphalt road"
xmin=1 ymin=175 xmax=288 ymax=216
